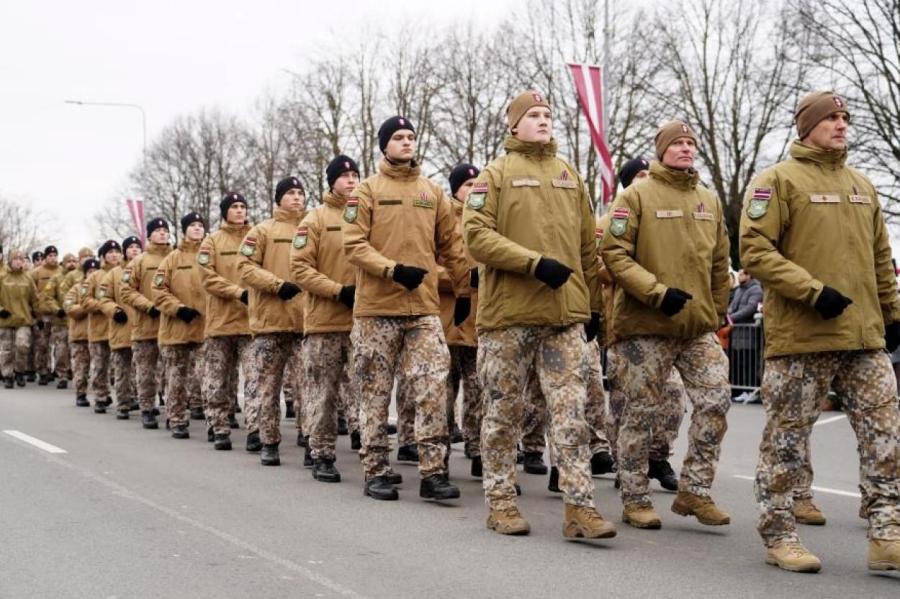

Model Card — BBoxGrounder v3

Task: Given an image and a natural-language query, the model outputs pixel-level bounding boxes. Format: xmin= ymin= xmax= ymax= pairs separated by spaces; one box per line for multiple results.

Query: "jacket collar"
xmin=274 ymin=205 xmax=303 ymax=225
xmin=378 ymin=157 xmax=421 ymax=180
xmin=504 ymin=135 xmax=558 ymax=160
xmin=148 ymin=243 xmax=170 ymax=256
xmin=178 ymin=238 xmax=202 ymax=252
xmin=220 ymin=222 xmax=251 ymax=235
xmin=649 ymin=161 xmax=699 ymax=191
xmin=789 ymin=140 xmax=847 ymax=169
xmin=323 ymin=191 xmax=348 ymax=208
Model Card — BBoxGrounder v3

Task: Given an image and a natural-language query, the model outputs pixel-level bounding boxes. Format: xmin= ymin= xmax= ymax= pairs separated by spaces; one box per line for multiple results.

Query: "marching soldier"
xmin=292 ymin=155 xmax=360 ymax=482
xmin=0 ymin=250 xmax=40 ymax=388
xmin=30 ymin=245 xmax=63 ymax=385
xmin=63 ymin=258 xmax=98 ymax=403
xmin=82 ymin=240 xmax=123 ymax=413
xmin=601 ymin=121 xmax=732 ymax=530
xmin=741 ymin=91 xmax=900 ymax=572
xmin=463 ymin=91 xmax=613 ymax=538
xmin=238 ymin=177 xmax=306 ymax=463
xmin=345 ymin=116 xmax=471 ymax=502
xmin=153 ymin=212 xmax=207 ymax=439
xmin=198 ymin=193 xmax=253 ymax=451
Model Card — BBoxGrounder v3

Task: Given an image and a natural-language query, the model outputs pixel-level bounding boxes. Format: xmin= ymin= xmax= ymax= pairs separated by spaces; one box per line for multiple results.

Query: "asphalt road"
xmin=1 ymin=383 xmax=898 ymax=599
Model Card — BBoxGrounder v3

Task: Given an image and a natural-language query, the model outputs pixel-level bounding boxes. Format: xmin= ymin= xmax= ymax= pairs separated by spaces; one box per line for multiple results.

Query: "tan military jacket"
xmin=0 ymin=270 xmax=39 ymax=328
xmin=343 ymin=158 xmax=470 ymax=318
xmin=238 ymin=206 xmax=305 ymax=335
xmin=99 ymin=264 xmax=136 ymax=351
xmin=198 ymin=223 xmax=251 ymax=338
xmin=64 ymin=281 xmax=90 ymax=341
xmin=120 ymin=243 xmax=172 ymax=341
xmin=31 ymin=264 xmax=65 ymax=325
xmin=740 ymin=140 xmax=900 ymax=357
xmin=82 ymin=264 xmax=113 ymax=343
xmin=463 ymin=137 xmax=600 ymax=330
xmin=291 ymin=193 xmax=354 ymax=334
xmin=438 ymin=198 xmax=477 ymax=347
xmin=152 ymin=238 xmax=206 ymax=346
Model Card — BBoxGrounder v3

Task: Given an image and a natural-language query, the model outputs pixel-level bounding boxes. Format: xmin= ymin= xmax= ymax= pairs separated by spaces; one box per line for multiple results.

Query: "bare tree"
xmin=0 ymin=195 xmax=49 ymax=256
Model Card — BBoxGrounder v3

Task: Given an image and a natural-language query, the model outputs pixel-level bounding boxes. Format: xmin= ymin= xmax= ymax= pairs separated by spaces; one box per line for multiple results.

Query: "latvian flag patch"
xmin=752 ymin=188 xmax=772 ymax=201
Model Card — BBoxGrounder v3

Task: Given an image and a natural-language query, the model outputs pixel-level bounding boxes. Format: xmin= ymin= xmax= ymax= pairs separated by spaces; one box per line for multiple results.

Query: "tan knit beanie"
xmin=507 ymin=90 xmax=551 ymax=131
xmin=795 ymin=91 xmax=850 ymax=139
xmin=654 ymin=120 xmax=697 ymax=160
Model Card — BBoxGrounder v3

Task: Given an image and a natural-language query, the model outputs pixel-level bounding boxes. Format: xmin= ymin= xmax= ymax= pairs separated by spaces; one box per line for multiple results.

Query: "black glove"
xmin=113 ymin=310 xmax=128 ymax=324
xmin=338 ymin=285 xmax=356 ymax=309
xmin=56 ymin=309 xmax=65 ymax=318
xmin=453 ymin=297 xmax=471 ymax=326
xmin=36 ymin=319 xmax=45 ymax=330
xmin=176 ymin=307 xmax=200 ymax=323
xmin=584 ymin=312 xmax=601 ymax=342
xmin=277 ymin=282 xmax=301 ymax=301
xmin=392 ymin=264 xmax=428 ymax=291
xmin=814 ymin=286 xmax=853 ymax=320
xmin=885 ymin=322 xmax=900 ymax=353
xmin=534 ymin=257 xmax=573 ymax=290
xmin=660 ymin=288 xmax=693 ymax=317
xmin=0 ymin=309 xmax=12 ymax=319
xmin=470 ymin=267 xmax=479 ymax=289
xmin=148 ymin=306 xmax=161 ymax=318
xmin=239 ymin=290 xmax=249 ymax=305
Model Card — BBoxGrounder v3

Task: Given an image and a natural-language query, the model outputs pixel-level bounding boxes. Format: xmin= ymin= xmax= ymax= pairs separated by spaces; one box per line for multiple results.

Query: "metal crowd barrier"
xmin=727 ymin=321 xmax=764 ymax=402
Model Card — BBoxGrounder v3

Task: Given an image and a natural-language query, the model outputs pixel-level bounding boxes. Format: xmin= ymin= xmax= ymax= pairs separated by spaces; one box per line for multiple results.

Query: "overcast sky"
xmin=0 ymin=0 xmax=511 ymax=251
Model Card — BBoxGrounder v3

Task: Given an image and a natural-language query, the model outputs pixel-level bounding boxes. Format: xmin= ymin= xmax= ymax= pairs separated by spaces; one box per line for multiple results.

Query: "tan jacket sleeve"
xmin=600 ymin=193 xmax=668 ymax=308
xmin=98 ymin=270 xmax=119 ymax=318
xmin=199 ymin=236 xmax=243 ymax=301
xmin=342 ymin=182 xmax=396 ymax=279
xmin=463 ymin=168 xmax=542 ymax=275
xmin=64 ymin=284 xmax=86 ymax=320
xmin=151 ymin=254 xmax=183 ymax=316
xmin=576 ymin=180 xmax=602 ymax=314
xmin=434 ymin=192 xmax=471 ymax=298
xmin=870 ymin=188 xmax=900 ymax=324
xmin=739 ymin=173 xmax=823 ymax=306
xmin=81 ymin=272 xmax=103 ymax=314
xmin=292 ymin=212 xmax=342 ymax=300
xmin=238 ymin=224 xmax=283 ymax=294
xmin=120 ymin=259 xmax=155 ymax=314
xmin=711 ymin=200 xmax=732 ymax=318
xmin=38 ymin=277 xmax=61 ymax=315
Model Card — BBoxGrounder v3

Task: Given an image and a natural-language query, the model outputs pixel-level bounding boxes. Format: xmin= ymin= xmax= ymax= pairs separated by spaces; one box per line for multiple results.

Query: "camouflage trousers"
xmin=160 ymin=343 xmax=202 ymax=427
xmin=50 ymin=325 xmax=69 ymax=379
xmin=248 ymin=332 xmax=303 ymax=445
xmin=283 ymin=356 xmax=306 ymax=433
xmin=521 ymin=370 xmax=548 ymax=454
xmin=88 ymin=341 xmax=111 ymax=403
xmin=606 ymin=345 xmax=686 ymax=463
xmin=755 ymin=350 xmax=900 ymax=545
xmin=611 ymin=334 xmax=730 ymax=507
xmin=479 ymin=325 xmax=594 ymax=510
xmin=111 ymin=347 xmax=135 ymax=410
xmin=0 ymin=326 xmax=31 ymax=378
xmin=70 ymin=340 xmax=90 ymax=396
xmin=338 ymin=357 xmax=360 ymax=434
xmin=303 ymin=332 xmax=355 ymax=460
xmin=352 ymin=315 xmax=450 ymax=480
xmin=203 ymin=335 xmax=251 ymax=435
xmin=450 ymin=345 xmax=482 ymax=457
xmin=33 ymin=318 xmax=50 ymax=375
xmin=395 ymin=375 xmax=416 ymax=447
xmin=132 ymin=340 xmax=160 ymax=412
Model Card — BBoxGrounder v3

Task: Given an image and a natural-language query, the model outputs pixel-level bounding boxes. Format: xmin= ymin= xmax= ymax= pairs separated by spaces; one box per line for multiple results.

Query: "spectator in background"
xmin=727 ymin=269 xmax=763 ymax=394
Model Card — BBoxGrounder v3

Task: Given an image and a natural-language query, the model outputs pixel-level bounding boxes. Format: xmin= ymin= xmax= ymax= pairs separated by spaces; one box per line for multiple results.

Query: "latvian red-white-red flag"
xmin=568 ymin=63 xmax=615 ymax=205
xmin=126 ymin=198 xmax=146 ymax=246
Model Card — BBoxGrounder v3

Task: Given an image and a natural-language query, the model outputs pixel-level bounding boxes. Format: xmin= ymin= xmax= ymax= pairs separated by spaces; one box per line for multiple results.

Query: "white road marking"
xmin=814 ymin=414 xmax=847 ymax=427
xmin=733 ymin=474 xmax=861 ymax=498
xmin=3 ymin=430 xmax=67 ymax=454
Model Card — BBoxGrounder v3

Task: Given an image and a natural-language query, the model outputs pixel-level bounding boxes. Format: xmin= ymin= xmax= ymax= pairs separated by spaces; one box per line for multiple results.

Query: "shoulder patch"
xmin=153 ymin=273 xmax=164 ymax=288
xmin=610 ymin=207 xmax=630 ymax=237
xmin=240 ymin=237 xmax=257 ymax=257
xmin=747 ymin=188 xmax=771 ymax=219
xmin=293 ymin=226 xmax=308 ymax=249
xmin=344 ymin=198 xmax=359 ymax=223
xmin=122 ymin=268 xmax=132 ymax=284
xmin=197 ymin=249 xmax=210 ymax=266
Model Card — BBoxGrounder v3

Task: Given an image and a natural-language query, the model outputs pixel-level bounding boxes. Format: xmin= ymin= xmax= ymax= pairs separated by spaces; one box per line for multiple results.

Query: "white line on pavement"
xmin=3 ymin=430 xmax=67 ymax=454
xmin=733 ymin=474 xmax=861 ymax=498
xmin=814 ymin=414 xmax=847 ymax=427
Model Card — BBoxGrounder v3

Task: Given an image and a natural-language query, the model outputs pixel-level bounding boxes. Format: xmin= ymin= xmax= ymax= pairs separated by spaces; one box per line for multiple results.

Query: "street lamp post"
xmin=64 ymin=100 xmax=147 ymax=159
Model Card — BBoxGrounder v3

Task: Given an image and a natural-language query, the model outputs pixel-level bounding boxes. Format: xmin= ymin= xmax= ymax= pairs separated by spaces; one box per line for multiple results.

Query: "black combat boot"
xmin=385 ymin=469 xmax=403 ymax=485
xmin=297 ymin=433 xmax=307 ymax=447
xmin=141 ymin=410 xmax=159 ymax=429
xmin=397 ymin=444 xmax=419 ymax=463
xmin=548 ymin=466 xmax=561 ymax=493
xmin=4 ymin=376 xmax=13 ymax=389
xmin=56 ymin=379 xmax=68 ymax=389
xmin=350 ymin=430 xmax=361 ymax=450
xmin=420 ymin=474 xmax=460 ymax=500
xmin=591 ymin=451 xmax=616 ymax=476
xmin=171 ymin=424 xmax=190 ymax=439
xmin=151 ymin=406 xmax=160 ymax=416
xmin=207 ymin=426 xmax=214 ymax=442
xmin=228 ymin=413 xmax=239 ymax=429
xmin=523 ymin=452 xmax=548 ymax=475
xmin=471 ymin=455 xmax=483 ymax=478
xmin=285 ymin=402 xmax=295 ymax=419
xmin=385 ymin=422 xmax=397 ymax=435
xmin=449 ymin=424 xmax=464 ymax=444
xmin=25 ymin=371 xmax=35 ymax=382
xmin=337 ymin=416 xmax=349 ymax=435
xmin=245 ymin=430 xmax=262 ymax=452
xmin=38 ymin=373 xmax=50 ymax=386
xmin=116 ymin=409 xmax=129 ymax=420
xmin=15 ymin=372 xmax=26 ymax=387
xmin=648 ymin=459 xmax=679 ymax=491
xmin=75 ymin=394 xmax=90 ymax=407
xmin=260 ymin=444 xmax=280 ymax=466
xmin=312 ymin=457 xmax=341 ymax=483
xmin=364 ymin=476 xmax=399 ymax=501
xmin=94 ymin=401 xmax=107 ymax=414
xmin=213 ymin=433 xmax=232 ymax=451
xmin=189 ymin=406 xmax=205 ymax=420
xmin=127 ymin=400 xmax=140 ymax=412
xmin=303 ymin=445 xmax=313 ymax=468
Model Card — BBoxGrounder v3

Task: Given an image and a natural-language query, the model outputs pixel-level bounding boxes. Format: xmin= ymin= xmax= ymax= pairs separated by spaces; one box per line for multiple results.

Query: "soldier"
xmin=63 ymin=258 xmax=98 ymax=403
xmin=344 ymin=115 xmax=470 ymax=502
xmin=741 ymin=91 xmax=900 ymax=572
xmin=601 ymin=121 xmax=732 ymax=530
xmin=198 ymin=193 xmax=253 ymax=451
xmin=121 ymin=218 xmax=172 ymax=429
xmin=82 ymin=240 xmax=123 ymax=413
xmin=99 ymin=236 xmax=141 ymax=419
xmin=292 ymin=155 xmax=361 ymax=482
xmin=24 ymin=249 xmax=44 ymax=381
xmin=40 ymin=251 xmax=81 ymax=389
xmin=30 ymin=245 xmax=63 ymax=385
xmin=153 ymin=212 xmax=207 ymax=439
xmin=238 ymin=177 xmax=306 ymax=463
xmin=463 ymin=90 xmax=613 ymax=539
xmin=0 ymin=250 xmax=40 ymax=388
xmin=444 ymin=164 xmax=483 ymax=477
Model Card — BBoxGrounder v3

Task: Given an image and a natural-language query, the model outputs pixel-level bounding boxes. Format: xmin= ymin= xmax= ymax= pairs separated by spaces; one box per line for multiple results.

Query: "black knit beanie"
xmin=180 ymin=212 xmax=204 ymax=234
xmin=617 ymin=157 xmax=650 ymax=189
xmin=220 ymin=192 xmax=247 ymax=219
xmin=98 ymin=240 xmax=121 ymax=258
xmin=448 ymin=164 xmax=480 ymax=198
xmin=326 ymin=155 xmax=360 ymax=190
xmin=146 ymin=217 xmax=169 ymax=238
xmin=122 ymin=236 xmax=142 ymax=252
xmin=378 ymin=116 xmax=415 ymax=153
xmin=275 ymin=177 xmax=304 ymax=205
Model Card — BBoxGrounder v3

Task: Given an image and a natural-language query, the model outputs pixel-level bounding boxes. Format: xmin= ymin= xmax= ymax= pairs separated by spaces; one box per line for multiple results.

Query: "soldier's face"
xmin=280 ymin=188 xmax=305 ymax=213
xmin=806 ymin=112 xmax=849 ymax=151
xmin=633 ymin=170 xmax=650 ymax=184
xmin=104 ymin=249 xmax=122 ymax=267
xmin=44 ymin=253 xmax=58 ymax=267
xmin=149 ymin=227 xmax=169 ymax=245
xmin=185 ymin=221 xmax=205 ymax=241
xmin=226 ymin=202 xmax=247 ymax=225
xmin=332 ymin=171 xmax=359 ymax=198
xmin=514 ymin=108 xmax=553 ymax=144
xmin=385 ymin=131 xmax=416 ymax=162
xmin=662 ymin=137 xmax=696 ymax=170
xmin=64 ymin=257 xmax=77 ymax=271
xmin=455 ymin=178 xmax=477 ymax=202
xmin=9 ymin=254 xmax=25 ymax=270
xmin=126 ymin=245 xmax=141 ymax=260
